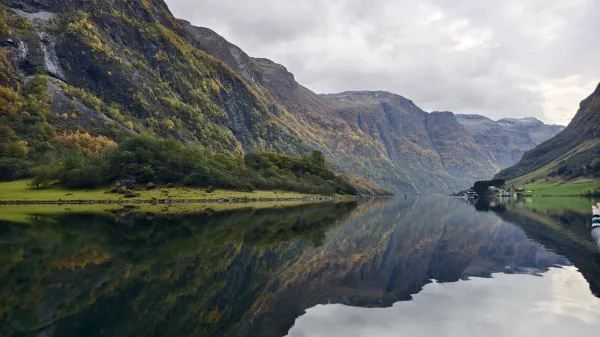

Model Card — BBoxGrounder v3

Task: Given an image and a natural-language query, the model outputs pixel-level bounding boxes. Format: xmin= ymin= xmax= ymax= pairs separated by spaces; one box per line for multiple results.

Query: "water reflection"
xmin=287 ymin=267 xmax=600 ymax=337
xmin=1 ymin=197 xmax=599 ymax=337
xmin=0 ymin=202 xmax=356 ymax=337
xmin=470 ymin=196 xmax=600 ymax=296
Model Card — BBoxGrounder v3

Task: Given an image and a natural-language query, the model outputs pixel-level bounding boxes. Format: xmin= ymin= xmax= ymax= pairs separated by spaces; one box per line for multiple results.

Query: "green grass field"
xmin=520 ymin=180 xmax=600 ymax=196
xmin=521 ymin=196 xmax=593 ymax=213
xmin=0 ymin=180 xmax=347 ymax=202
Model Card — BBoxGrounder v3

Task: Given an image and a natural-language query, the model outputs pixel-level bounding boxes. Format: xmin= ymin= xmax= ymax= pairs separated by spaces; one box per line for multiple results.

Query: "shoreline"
xmin=0 ymin=180 xmax=361 ymax=206
xmin=0 ymin=195 xmax=354 ymax=205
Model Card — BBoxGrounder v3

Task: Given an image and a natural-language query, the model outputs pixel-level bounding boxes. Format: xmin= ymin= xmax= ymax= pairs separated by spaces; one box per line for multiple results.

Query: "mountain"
xmin=497 ymin=117 xmax=564 ymax=145
xmin=321 ymin=92 xmax=502 ymax=192
xmin=456 ymin=115 xmax=564 ymax=169
xmin=0 ymin=0 xmax=563 ymax=193
xmin=496 ymin=83 xmax=600 ymax=183
xmin=183 ymin=24 xmax=563 ymax=192
xmin=2 ymin=0 xmax=310 ymax=153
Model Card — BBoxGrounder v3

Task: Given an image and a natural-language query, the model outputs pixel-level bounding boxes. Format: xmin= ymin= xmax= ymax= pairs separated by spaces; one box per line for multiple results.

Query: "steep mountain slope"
xmin=426 ymin=111 xmax=498 ymax=178
xmin=324 ymin=92 xmax=501 ymax=191
xmin=2 ymin=0 xmax=307 ymax=153
xmin=497 ymin=117 xmax=564 ymax=145
xmin=456 ymin=114 xmax=564 ymax=168
xmin=497 ymin=83 xmax=600 ymax=182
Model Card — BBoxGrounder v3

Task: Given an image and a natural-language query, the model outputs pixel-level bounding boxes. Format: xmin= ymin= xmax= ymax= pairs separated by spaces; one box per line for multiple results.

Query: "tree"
xmin=0 ymin=86 xmax=21 ymax=116
xmin=309 ymin=151 xmax=325 ymax=169
xmin=30 ymin=163 xmax=62 ymax=188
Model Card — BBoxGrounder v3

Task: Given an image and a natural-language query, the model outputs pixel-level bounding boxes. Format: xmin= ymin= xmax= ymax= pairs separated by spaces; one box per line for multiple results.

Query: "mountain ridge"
xmin=0 ymin=0 xmax=564 ymax=193
xmin=180 ymin=19 xmax=563 ymax=192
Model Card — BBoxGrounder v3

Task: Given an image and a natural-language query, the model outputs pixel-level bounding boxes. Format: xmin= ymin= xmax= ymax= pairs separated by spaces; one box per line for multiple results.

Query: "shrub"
xmin=55 ymin=131 xmax=117 ymax=155
xmin=30 ymin=163 xmax=62 ymax=188
xmin=61 ymin=164 xmax=106 ymax=189
xmin=0 ymin=158 xmax=31 ymax=181
xmin=0 ymin=86 xmax=21 ymax=115
xmin=136 ymin=165 xmax=156 ymax=183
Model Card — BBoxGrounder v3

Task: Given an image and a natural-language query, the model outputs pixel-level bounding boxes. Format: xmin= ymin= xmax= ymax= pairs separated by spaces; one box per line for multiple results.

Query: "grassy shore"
xmin=0 ymin=200 xmax=345 ymax=223
xmin=518 ymin=179 xmax=600 ymax=196
xmin=0 ymin=180 xmax=354 ymax=204
xmin=521 ymin=196 xmax=593 ymax=213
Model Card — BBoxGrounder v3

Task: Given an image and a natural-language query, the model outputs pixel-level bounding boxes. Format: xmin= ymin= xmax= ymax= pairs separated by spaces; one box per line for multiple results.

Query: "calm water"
xmin=1 ymin=197 xmax=600 ymax=337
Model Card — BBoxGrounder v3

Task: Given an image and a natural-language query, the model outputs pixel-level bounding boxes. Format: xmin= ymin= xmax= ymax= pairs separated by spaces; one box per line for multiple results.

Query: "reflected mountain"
xmin=0 ymin=202 xmax=356 ymax=337
xmin=471 ymin=197 xmax=600 ymax=297
xmin=0 ymin=198 xmax=574 ymax=337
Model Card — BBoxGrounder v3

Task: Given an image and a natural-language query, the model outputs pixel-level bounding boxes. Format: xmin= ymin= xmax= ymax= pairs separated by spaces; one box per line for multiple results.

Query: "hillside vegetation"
xmin=0 ymin=2 xmax=359 ymax=195
xmin=26 ymin=135 xmax=357 ymax=195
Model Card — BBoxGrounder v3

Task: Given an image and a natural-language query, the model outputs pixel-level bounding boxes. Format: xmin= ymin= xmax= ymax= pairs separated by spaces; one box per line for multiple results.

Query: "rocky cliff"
xmin=456 ymin=114 xmax=564 ymax=169
xmin=2 ymin=0 xmax=307 ymax=153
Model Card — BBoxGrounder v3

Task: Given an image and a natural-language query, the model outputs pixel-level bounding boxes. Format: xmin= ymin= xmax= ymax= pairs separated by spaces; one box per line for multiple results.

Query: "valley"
xmin=0 ymin=1 xmax=564 ymax=196
xmin=1 ymin=1 xmax=600 ymax=337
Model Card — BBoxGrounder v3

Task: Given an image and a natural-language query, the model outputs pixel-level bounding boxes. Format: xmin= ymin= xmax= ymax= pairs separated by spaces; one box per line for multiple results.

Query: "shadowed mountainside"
xmin=496 ymin=83 xmax=600 ymax=183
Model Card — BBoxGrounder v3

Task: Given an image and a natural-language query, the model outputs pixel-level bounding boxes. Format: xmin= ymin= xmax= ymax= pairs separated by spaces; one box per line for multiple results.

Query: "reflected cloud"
xmin=288 ymin=267 xmax=600 ymax=337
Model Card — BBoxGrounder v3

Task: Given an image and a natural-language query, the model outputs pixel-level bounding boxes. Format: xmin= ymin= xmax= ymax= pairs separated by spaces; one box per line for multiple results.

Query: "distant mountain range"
xmin=182 ymin=23 xmax=563 ymax=192
xmin=456 ymin=115 xmax=564 ymax=169
xmin=497 ymin=83 xmax=600 ymax=183
xmin=1 ymin=0 xmax=564 ymax=193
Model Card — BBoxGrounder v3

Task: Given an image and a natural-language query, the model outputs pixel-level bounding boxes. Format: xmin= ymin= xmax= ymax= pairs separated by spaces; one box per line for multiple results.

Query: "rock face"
xmin=456 ymin=114 xmax=564 ymax=169
xmin=426 ymin=111 xmax=498 ymax=178
xmin=4 ymin=0 xmax=307 ymax=153
xmin=322 ymin=92 xmax=501 ymax=192
xmin=497 ymin=83 xmax=600 ymax=182
xmin=2 ymin=0 xmax=564 ymax=193
xmin=497 ymin=117 xmax=564 ymax=145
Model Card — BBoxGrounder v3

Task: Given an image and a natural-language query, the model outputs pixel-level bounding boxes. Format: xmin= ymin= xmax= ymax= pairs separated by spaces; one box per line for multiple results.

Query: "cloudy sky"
xmin=165 ymin=0 xmax=600 ymax=125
